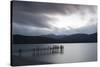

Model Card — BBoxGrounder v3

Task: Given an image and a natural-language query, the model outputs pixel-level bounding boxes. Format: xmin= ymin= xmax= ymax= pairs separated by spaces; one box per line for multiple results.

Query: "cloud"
xmin=12 ymin=1 xmax=97 ymax=36
xmin=13 ymin=22 xmax=97 ymax=36
xmin=12 ymin=1 xmax=97 ymax=14
xmin=13 ymin=11 xmax=53 ymax=28
xmin=13 ymin=23 xmax=53 ymax=36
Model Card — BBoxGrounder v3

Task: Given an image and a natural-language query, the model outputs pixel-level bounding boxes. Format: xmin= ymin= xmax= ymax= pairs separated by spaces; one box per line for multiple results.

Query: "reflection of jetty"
xmin=17 ymin=45 xmax=64 ymax=56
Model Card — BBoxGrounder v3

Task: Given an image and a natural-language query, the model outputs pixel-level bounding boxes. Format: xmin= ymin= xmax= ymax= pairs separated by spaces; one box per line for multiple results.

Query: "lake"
xmin=12 ymin=43 xmax=97 ymax=64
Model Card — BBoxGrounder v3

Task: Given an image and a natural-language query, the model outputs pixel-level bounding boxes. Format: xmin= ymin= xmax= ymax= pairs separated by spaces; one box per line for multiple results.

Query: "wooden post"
xmin=60 ymin=45 xmax=64 ymax=54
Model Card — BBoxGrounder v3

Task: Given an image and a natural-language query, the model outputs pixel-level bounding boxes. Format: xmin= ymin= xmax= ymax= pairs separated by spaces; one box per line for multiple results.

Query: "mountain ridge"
xmin=12 ymin=33 xmax=97 ymax=44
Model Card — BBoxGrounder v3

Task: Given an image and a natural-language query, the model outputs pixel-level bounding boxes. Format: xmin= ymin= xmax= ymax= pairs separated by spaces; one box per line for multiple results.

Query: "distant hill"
xmin=12 ymin=33 xmax=97 ymax=44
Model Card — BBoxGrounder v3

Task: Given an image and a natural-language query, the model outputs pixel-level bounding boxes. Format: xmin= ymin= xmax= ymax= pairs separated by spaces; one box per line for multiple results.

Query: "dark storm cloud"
xmin=12 ymin=1 xmax=72 ymax=28
xmin=12 ymin=1 xmax=97 ymax=24
xmin=12 ymin=1 xmax=97 ymax=15
xmin=13 ymin=10 xmax=53 ymax=28
xmin=12 ymin=1 xmax=67 ymax=14
xmin=12 ymin=1 xmax=97 ymax=36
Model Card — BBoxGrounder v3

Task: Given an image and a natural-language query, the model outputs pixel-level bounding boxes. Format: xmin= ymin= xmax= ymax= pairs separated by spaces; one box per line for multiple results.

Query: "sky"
xmin=12 ymin=1 xmax=97 ymax=36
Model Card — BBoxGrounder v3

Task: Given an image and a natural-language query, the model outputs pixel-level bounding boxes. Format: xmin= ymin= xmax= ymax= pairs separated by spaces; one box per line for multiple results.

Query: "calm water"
xmin=12 ymin=43 xmax=97 ymax=63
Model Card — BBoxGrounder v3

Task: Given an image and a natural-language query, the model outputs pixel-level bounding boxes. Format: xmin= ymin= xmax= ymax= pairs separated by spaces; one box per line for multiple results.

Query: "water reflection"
xmin=12 ymin=43 xmax=97 ymax=65
xmin=17 ymin=45 xmax=64 ymax=56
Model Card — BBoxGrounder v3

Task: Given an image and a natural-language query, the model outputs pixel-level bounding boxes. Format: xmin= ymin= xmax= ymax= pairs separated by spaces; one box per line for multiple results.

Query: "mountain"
xmin=41 ymin=34 xmax=67 ymax=39
xmin=12 ymin=33 xmax=97 ymax=44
